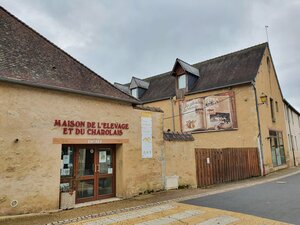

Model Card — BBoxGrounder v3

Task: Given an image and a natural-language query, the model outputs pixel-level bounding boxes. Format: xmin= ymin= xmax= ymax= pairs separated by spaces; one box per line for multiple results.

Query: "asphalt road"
xmin=182 ymin=173 xmax=300 ymax=225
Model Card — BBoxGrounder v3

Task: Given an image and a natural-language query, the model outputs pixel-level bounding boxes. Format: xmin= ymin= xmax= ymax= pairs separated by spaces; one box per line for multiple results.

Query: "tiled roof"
xmin=163 ymin=131 xmax=194 ymax=141
xmin=114 ymin=82 xmax=131 ymax=95
xmin=136 ymin=43 xmax=267 ymax=103
xmin=0 ymin=7 xmax=138 ymax=104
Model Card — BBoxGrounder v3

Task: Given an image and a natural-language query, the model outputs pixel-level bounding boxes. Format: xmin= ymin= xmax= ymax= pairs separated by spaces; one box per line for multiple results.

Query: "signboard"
xmin=180 ymin=91 xmax=237 ymax=132
xmin=54 ymin=120 xmax=129 ymax=136
xmin=141 ymin=112 xmax=152 ymax=158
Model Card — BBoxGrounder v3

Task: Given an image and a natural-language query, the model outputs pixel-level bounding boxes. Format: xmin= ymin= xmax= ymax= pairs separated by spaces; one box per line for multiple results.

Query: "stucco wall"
xmin=284 ymin=104 xmax=300 ymax=166
xmin=0 ymin=82 xmax=164 ymax=215
xmin=255 ymin=48 xmax=290 ymax=172
xmin=164 ymin=141 xmax=197 ymax=188
xmin=146 ymin=85 xmax=259 ymax=149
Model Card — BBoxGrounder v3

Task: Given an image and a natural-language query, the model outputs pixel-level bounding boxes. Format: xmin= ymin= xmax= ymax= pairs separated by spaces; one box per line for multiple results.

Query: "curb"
xmin=46 ymin=169 xmax=300 ymax=225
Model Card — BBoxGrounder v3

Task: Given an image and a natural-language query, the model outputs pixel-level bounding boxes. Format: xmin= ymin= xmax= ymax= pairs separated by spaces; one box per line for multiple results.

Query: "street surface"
xmin=183 ymin=173 xmax=300 ymax=225
xmin=67 ymin=202 xmax=290 ymax=225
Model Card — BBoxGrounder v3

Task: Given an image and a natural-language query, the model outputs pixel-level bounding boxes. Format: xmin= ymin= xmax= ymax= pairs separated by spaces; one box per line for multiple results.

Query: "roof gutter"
xmin=0 ymin=77 xmax=140 ymax=105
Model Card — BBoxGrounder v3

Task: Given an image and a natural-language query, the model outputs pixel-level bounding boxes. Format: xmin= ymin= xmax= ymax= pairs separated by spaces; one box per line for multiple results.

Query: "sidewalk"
xmin=1 ymin=167 xmax=299 ymax=225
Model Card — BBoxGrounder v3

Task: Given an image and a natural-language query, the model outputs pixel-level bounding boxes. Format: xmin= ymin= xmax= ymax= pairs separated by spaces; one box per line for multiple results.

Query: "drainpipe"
xmin=170 ymin=97 xmax=175 ymax=131
xmin=161 ymin=113 xmax=166 ymax=189
xmin=252 ymin=81 xmax=265 ymax=176
xmin=286 ymin=106 xmax=296 ymax=166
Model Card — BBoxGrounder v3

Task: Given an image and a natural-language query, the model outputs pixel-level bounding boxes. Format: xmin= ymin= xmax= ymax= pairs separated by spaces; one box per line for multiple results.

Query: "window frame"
xmin=131 ymin=88 xmax=138 ymax=99
xmin=178 ymin=74 xmax=187 ymax=90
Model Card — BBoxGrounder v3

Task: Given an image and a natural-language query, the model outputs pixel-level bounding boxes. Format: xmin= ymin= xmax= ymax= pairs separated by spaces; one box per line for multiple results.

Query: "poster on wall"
xmin=180 ymin=91 xmax=237 ymax=132
xmin=141 ymin=112 xmax=153 ymax=158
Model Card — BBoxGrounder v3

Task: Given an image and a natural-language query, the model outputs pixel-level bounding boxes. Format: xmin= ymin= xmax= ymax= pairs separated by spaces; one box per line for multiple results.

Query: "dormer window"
xmin=178 ymin=74 xmax=186 ymax=89
xmin=131 ymin=88 xmax=138 ymax=98
xmin=171 ymin=59 xmax=200 ymax=99
xmin=129 ymin=77 xmax=150 ymax=99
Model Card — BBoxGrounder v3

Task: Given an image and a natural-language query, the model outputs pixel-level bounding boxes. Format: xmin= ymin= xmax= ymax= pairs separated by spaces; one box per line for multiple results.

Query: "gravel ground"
xmin=1 ymin=167 xmax=299 ymax=225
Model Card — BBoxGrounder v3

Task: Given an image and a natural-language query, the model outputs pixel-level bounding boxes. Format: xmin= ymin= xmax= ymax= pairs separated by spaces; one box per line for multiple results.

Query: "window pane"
xmin=60 ymin=145 xmax=74 ymax=177
xmin=78 ymin=148 xmax=94 ymax=176
xmin=99 ymin=149 xmax=112 ymax=174
xmin=77 ymin=180 xmax=94 ymax=198
xmin=131 ymin=88 xmax=138 ymax=98
xmin=99 ymin=177 xmax=113 ymax=195
xmin=178 ymin=75 xmax=186 ymax=89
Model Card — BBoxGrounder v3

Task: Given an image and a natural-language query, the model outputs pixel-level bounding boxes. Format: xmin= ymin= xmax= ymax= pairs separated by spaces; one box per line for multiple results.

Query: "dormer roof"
xmin=172 ymin=58 xmax=200 ymax=77
xmin=129 ymin=77 xmax=150 ymax=90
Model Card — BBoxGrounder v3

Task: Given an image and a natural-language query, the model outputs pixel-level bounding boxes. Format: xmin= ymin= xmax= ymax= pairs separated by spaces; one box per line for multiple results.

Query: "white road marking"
xmin=83 ymin=204 xmax=174 ymax=225
xmin=136 ymin=210 xmax=204 ymax=225
xmin=196 ymin=215 xmax=239 ymax=225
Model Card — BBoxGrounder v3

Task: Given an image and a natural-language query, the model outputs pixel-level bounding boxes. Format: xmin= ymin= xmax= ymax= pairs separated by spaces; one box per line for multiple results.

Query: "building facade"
xmin=1 ymin=6 xmax=298 ymax=216
xmin=120 ymin=43 xmax=291 ymax=175
xmin=0 ymin=7 xmax=197 ymax=216
xmin=284 ymin=99 xmax=300 ymax=166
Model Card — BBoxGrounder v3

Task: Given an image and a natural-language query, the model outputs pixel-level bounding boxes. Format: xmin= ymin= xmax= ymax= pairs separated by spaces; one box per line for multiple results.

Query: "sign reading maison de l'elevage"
xmin=54 ymin=119 xmax=129 ymax=136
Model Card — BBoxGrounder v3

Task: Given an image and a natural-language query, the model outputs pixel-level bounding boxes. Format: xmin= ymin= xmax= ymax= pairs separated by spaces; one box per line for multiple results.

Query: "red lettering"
xmin=54 ymin=119 xmax=61 ymax=127
xmin=63 ymin=128 xmax=68 ymax=134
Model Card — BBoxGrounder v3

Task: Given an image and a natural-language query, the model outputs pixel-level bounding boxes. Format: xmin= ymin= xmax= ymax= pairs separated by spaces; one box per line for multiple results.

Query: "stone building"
xmin=284 ymin=99 xmax=300 ymax=166
xmin=120 ymin=43 xmax=291 ymax=175
xmin=0 ymin=7 xmax=187 ymax=216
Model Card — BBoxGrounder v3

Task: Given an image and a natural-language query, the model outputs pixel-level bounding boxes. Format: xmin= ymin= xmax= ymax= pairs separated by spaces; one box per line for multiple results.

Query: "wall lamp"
xmin=258 ymin=94 xmax=268 ymax=105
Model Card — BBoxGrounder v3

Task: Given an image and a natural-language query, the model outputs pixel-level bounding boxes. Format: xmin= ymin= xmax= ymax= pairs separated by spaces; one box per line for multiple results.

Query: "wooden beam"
xmin=53 ymin=138 xmax=129 ymax=144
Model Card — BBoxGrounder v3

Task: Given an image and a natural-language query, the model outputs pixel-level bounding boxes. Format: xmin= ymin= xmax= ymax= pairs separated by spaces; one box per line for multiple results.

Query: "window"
xmin=131 ymin=88 xmax=138 ymax=98
xmin=60 ymin=145 xmax=74 ymax=192
xmin=295 ymin=136 xmax=298 ymax=151
xmin=270 ymin=98 xmax=276 ymax=122
xmin=269 ymin=130 xmax=286 ymax=166
xmin=291 ymin=111 xmax=294 ymax=124
xmin=275 ymin=101 xmax=279 ymax=112
xmin=178 ymin=74 xmax=186 ymax=89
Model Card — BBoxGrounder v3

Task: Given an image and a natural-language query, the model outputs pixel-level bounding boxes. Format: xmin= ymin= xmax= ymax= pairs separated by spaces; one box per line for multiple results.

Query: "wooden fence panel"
xmin=195 ymin=148 xmax=260 ymax=187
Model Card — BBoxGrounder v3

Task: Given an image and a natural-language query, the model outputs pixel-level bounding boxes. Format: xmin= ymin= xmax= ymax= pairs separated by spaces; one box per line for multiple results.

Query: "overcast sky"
xmin=1 ymin=0 xmax=300 ymax=110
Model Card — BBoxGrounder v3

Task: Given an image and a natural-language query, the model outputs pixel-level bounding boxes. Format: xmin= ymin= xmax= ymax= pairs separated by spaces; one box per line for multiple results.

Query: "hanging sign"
xmin=141 ymin=112 xmax=152 ymax=158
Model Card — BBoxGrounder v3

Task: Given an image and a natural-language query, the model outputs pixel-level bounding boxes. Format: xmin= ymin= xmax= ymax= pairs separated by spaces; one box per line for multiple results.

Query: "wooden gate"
xmin=195 ymin=148 xmax=260 ymax=187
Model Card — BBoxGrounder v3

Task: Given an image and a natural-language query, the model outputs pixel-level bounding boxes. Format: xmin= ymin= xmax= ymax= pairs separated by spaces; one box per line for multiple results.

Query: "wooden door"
xmin=74 ymin=145 xmax=116 ymax=203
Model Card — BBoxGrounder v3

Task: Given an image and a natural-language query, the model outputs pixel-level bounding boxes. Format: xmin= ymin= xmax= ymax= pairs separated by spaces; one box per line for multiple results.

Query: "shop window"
xmin=178 ymin=74 xmax=186 ymax=89
xmin=60 ymin=145 xmax=74 ymax=192
xmin=270 ymin=98 xmax=276 ymax=122
xmin=269 ymin=130 xmax=286 ymax=166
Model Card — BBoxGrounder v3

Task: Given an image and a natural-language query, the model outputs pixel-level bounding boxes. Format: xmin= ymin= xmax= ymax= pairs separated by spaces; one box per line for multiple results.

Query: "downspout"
xmin=161 ymin=113 xmax=166 ymax=189
xmin=170 ymin=97 xmax=175 ymax=131
xmin=286 ymin=106 xmax=296 ymax=166
xmin=252 ymin=81 xmax=265 ymax=176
